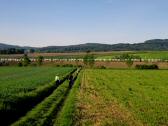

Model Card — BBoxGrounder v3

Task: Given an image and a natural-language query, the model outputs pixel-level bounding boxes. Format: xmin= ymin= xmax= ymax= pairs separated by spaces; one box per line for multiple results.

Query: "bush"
xmin=126 ymin=58 xmax=133 ymax=68
xmin=83 ymin=52 xmax=95 ymax=67
xmin=17 ymin=62 xmax=23 ymax=67
xmin=100 ymin=66 xmax=106 ymax=69
xmin=56 ymin=64 xmax=60 ymax=67
xmin=135 ymin=64 xmax=159 ymax=69
xmin=22 ymin=54 xmax=31 ymax=66
xmin=0 ymin=61 xmax=9 ymax=66
xmin=37 ymin=56 xmax=44 ymax=66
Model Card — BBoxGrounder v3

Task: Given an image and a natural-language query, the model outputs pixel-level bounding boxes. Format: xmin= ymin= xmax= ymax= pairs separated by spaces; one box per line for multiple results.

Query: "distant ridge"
xmin=0 ymin=43 xmax=20 ymax=50
xmin=1 ymin=39 xmax=168 ymax=53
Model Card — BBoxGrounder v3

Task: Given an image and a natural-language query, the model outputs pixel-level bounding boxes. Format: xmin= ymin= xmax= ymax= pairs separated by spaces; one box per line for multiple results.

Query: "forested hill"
xmin=38 ymin=39 xmax=168 ymax=52
xmin=0 ymin=43 xmax=34 ymax=54
xmin=0 ymin=43 xmax=20 ymax=50
xmin=0 ymin=39 xmax=168 ymax=53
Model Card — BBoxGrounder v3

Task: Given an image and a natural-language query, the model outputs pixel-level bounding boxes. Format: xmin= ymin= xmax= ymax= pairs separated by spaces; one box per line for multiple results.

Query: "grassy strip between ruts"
xmin=11 ymin=80 xmax=70 ymax=126
xmin=0 ymin=68 xmax=76 ymax=126
xmin=54 ymin=70 xmax=82 ymax=126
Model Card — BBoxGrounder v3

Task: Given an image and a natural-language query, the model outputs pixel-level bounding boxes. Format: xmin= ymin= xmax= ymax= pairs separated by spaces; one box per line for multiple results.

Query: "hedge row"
xmin=135 ymin=64 xmax=159 ymax=69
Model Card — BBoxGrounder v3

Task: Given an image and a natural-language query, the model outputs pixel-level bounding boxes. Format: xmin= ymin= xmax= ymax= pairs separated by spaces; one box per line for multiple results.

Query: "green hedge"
xmin=135 ymin=64 xmax=159 ymax=69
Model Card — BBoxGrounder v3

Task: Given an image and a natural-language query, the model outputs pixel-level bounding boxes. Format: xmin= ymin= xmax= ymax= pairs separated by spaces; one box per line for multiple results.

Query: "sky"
xmin=0 ymin=0 xmax=168 ymax=47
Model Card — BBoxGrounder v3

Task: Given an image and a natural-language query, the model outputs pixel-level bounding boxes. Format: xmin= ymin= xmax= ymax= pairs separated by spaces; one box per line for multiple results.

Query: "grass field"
xmin=0 ymin=66 xmax=75 ymax=125
xmin=12 ymin=70 xmax=81 ymax=126
xmin=133 ymin=51 xmax=168 ymax=59
xmin=12 ymin=80 xmax=70 ymax=126
xmin=76 ymin=69 xmax=168 ymax=126
xmin=0 ymin=67 xmax=73 ymax=98
xmin=0 ymin=67 xmax=168 ymax=126
xmin=96 ymin=51 xmax=168 ymax=60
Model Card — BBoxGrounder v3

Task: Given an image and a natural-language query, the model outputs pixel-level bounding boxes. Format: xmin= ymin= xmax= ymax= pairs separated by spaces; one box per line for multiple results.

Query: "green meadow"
xmin=96 ymin=51 xmax=168 ymax=60
xmin=75 ymin=69 xmax=168 ymax=126
xmin=0 ymin=67 xmax=168 ymax=126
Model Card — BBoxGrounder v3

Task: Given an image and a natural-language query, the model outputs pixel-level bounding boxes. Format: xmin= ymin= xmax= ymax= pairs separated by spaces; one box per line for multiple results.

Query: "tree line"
xmin=0 ymin=48 xmax=25 ymax=54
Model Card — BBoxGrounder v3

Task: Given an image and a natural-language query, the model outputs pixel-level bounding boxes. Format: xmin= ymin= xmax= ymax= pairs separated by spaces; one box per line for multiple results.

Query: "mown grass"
xmin=54 ymin=70 xmax=82 ymax=126
xmin=76 ymin=69 xmax=168 ymax=126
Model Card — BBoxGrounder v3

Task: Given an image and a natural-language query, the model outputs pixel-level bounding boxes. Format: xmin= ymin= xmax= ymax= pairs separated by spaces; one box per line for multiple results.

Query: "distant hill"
xmin=39 ymin=39 xmax=168 ymax=52
xmin=1 ymin=39 xmax=168 ymax=53
xmin=0 ymin=43 xmax=35 ymax=54
xmin=0 ymin=43 xmax=34 ymax=50
xmin=0 ymin=43 xmax=21 ymax=50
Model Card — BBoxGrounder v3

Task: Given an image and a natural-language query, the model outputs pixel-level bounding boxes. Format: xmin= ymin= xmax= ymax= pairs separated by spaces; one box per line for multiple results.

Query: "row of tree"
xmin=17 ymin=53 xmax=137 ymax=68
xmin=1 ymin=51 xmax=159 ymax=69
xmin=18 ymin=52 xmax=95 ymax=67
xmin=18 ymin=54 xmax=44 ymax=66
xmin=0 ymin=48 xmax=25 ymax=54
xmin=12 ymin=50 xmax=158 ymax=69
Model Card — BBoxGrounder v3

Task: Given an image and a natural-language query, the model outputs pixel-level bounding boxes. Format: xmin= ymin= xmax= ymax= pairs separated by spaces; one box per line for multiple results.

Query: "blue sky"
xmin=0 ymin=0 xmax=168 ymax=47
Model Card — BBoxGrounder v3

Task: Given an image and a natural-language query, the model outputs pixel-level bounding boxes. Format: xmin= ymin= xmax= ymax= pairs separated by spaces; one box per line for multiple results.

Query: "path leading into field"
xmin=11 ymin=68 xmax=80 ymax=126
xmin=45 ymin=71 xmax=80 ymax=126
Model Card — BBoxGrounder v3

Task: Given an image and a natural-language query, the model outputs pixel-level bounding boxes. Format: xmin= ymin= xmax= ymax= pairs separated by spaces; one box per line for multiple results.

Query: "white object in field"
xmin=55 ymin=76 xmax=59 ymax=81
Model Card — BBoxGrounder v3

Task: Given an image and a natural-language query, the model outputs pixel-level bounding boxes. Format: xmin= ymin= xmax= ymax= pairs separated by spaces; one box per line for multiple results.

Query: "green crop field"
xmin=10 ymin=68 xmax=80 ymax=126
xmin=75 ymin=69 xmax=168 ymax=126
xmin=0 ymin=67 xmax=168 ymax=126
xmin=0 ymin=66 xmax=75 ymax=125
xmin=0 ymin=67 xmax=73 ymax=97
xmin=96 ymin=51 xmax=168 ymax=60
xmin=133 ymin=51 xmax=168 ymax=60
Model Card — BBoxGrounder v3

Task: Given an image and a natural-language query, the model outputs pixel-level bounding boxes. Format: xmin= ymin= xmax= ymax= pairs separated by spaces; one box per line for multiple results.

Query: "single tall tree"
xmin=37 ymin=56 xmax=44 ymax=66
xmin=22 ymin=54 xmax=31 ymax=66
xmin=83 ymin=51 xmax=95 ymax=67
